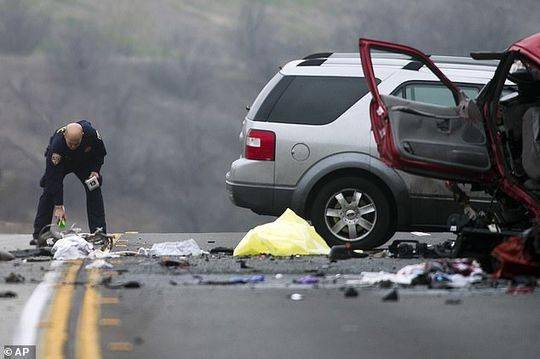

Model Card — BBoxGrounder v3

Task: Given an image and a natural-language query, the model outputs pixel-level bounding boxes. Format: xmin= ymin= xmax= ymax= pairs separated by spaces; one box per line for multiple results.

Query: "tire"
xmin=310 ymin=176 xmax=395 ymax=249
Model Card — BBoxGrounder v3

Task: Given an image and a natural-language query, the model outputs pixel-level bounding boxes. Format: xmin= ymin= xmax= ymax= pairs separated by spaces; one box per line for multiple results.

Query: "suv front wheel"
xmin=310 ymin=176 xmax=395 ymax=249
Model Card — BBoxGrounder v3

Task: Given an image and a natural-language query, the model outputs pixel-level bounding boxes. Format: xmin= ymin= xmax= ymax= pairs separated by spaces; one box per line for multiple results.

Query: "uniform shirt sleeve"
xmin=87 ymin=126 xmax=107 ymax=173
xmin=43 ymin=138 xmax=65 ymax=206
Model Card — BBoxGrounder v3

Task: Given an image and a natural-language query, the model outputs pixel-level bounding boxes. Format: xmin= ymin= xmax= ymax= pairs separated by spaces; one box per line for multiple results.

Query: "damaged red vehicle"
xmin=359 ymin=34 xmax=540 ymax=275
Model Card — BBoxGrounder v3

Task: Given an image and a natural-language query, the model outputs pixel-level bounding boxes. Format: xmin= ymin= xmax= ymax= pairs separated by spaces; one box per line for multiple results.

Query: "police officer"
xmin=31 ymin=120 xmax=107 ymax=245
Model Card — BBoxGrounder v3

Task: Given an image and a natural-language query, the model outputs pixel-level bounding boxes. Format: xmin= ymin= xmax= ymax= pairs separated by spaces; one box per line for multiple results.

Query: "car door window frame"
xmin=391 ymin=80 xmax=482 ymax=106
xmin=359 ymin=38 xmax=464 ymax=119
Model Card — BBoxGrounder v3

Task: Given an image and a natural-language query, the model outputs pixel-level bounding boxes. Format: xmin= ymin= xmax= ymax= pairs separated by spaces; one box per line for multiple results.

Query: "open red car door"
xmin=359 ymin=39 xmax=492 ymax=183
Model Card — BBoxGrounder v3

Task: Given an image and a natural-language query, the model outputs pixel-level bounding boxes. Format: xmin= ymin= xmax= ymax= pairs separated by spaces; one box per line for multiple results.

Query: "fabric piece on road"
xmin=51 ymin=234 xmax=94 ymax=260
xmin=233 ymin=209 xmax=330 ymax=256
xmin=0 ymin=250 xmax=15 ymax=261
xmin=148 ymin=239 xmax=205 ymax=256
xmin=346 ymin=259 xmax=484 ymax=288
xmin=492 ymin=235 xmax=540 ymax=278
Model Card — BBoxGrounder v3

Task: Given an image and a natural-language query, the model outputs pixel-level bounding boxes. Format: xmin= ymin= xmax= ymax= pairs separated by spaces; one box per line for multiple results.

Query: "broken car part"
xmin=329 ymin=245 xmax=368 ymax=261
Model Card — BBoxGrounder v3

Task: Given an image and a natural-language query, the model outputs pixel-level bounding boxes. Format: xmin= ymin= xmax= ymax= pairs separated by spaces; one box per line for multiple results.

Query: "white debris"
xmin=410 ymin=231 xmax=431 ymax=236
xmin=346 ymin=261 xmax=484 ymax=288
xmin=51 ymin=234 xmax=93 ymax=260
xmin=88 ymin=250 xmax=120 ymax=259
xmin=149 ymin=239 xmax=205 ymax=256
xmin=290 ymin=293 xmax=303 ymax=301
xmin=138 ymin=247 xmax=150 ymax=256
xmin=85 ymin=259 xmax=113 ymax=269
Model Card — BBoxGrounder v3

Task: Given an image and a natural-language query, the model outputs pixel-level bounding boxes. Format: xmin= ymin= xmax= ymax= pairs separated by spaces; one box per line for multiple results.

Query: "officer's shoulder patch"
xmin=95 ymin=130 xmax=102 ymax=140
xmin=56 ymin=126 xmax=67 ymax=134
xmin=51 ymin=153 xmax=62 ymax=166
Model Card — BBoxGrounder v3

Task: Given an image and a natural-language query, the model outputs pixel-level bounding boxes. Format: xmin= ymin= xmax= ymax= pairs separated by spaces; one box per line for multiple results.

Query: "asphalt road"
xmin=0 ymin=232 xmax=539 ymax=359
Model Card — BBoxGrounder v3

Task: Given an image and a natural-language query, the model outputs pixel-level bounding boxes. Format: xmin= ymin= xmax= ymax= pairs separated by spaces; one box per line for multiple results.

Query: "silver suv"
xmin=226 ymin=52 xmax=500 ymax=248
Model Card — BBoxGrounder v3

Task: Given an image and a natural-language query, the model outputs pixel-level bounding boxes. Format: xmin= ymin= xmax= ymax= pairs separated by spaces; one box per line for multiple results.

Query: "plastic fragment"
xmin=344 ymin=287 xmax=359 ymax=298
xmin=382 ymin=288 xmax=399 ymax=302
xmin=290 ymin=293 xmax=303 ymax=301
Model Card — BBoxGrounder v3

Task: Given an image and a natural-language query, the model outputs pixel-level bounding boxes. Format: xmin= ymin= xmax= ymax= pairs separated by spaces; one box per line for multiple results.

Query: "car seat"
xmin=522 ymin=106 xmax=540 ymax=192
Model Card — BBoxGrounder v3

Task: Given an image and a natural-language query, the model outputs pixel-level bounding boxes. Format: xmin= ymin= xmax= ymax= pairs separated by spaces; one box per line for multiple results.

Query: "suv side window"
xmin=254 ymin=76 xmax=372 ymax=125
xmin=394 ymin=82 xmax=480 ymax=107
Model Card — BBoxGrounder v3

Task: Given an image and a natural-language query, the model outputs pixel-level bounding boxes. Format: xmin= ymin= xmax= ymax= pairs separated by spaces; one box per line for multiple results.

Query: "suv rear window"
xmin=253 ymin=76 xmax=371 ymax=125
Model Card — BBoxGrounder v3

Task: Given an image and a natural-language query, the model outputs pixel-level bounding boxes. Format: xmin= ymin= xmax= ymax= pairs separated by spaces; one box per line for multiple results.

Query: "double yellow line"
xmin=40 ymin=262 xmax=102 ymax=359
xmin=75 ymin=270 xmax=102 ymax=359
xmin=40 ymin=233 xmax=124 ymax=358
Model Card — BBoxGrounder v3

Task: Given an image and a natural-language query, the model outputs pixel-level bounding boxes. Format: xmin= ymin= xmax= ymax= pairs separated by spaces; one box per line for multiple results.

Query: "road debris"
xmin=445 ymin=299 xmax=462 ymax=305
xmin=5 ymin=272 xmax=25 ymax=283
xmin=387 ymin=239 xmax=455 ymax=259
xmin=160 ymin=257 xmax=190 ymax=269
xmin=0 ymin=250 xmax=15 ymax=261
xmin=492 ymin=235 xmax=540 ymax=278
xmin=201 ymin=275 xmax=265 ymax=285
xmin=102 ymin=275 xmax=141 ymax=289
xmin=51 ymin=234 xmax=93 ymax=260
xmin=233 ymin=209 xmax=330 ymax=256
xmin=149 ymin=239 xmax=205 ymax=256
xmin=293 ymin=275 xmax=319 ymax=284
xmin=290 ymin=293 xmax=303 ymax=301
xmin=0 ymin=291 xmax=17 ymax=298
xmin=505 ymin=275 xmax=537 ymax=294
xmin=329 ymin=245 xmax=368 ymax=261
xmin=25 ymin=256 xmax=52 ymax=262
xmin=346 ymin=259 xmax=484 ymax=289
xmin=344 ymin=287 xmax=359 ymax=298
xmin=237 ymin=259 xmax=250 ymax=269
xmin=9 ymin=248 xmax=52 ymax=258
xmin=382 ymin=288 xmax=399 ymax=302
xmin=85 ymin=259 xmax=113 ymax=269
xmin=209 ymin=247 xmax=234 ymax=255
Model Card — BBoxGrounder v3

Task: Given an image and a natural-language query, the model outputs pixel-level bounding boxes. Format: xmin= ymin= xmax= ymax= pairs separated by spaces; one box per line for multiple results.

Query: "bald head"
xmin=64 ymin=123 xmax=83 ymax=150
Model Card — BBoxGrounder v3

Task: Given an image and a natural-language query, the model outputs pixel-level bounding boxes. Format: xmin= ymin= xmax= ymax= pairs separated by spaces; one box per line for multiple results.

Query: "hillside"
xmin=0 ymin=0 xmax=538 ymax=233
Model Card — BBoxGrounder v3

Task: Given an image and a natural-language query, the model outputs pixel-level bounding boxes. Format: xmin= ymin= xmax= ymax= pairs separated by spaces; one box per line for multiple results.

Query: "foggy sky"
xmin=0 ymin=0 xmax=538 ymax=233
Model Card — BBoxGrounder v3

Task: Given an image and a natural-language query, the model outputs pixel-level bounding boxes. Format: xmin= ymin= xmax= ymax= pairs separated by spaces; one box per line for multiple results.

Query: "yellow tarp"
xmin=233 ymin=209 xmax=330 ymax=256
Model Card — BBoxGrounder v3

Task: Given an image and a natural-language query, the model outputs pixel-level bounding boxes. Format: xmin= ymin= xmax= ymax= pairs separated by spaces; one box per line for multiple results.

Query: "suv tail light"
xmin=245 ymin=129 xmax=275 ymax=161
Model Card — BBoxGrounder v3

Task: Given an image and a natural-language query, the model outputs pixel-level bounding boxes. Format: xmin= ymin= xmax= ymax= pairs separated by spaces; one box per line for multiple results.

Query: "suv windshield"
xmin=253 ymin=76 xmax=371 ymax=125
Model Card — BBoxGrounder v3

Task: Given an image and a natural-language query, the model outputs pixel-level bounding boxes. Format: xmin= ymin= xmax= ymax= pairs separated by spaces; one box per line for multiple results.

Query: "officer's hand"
xmin=54 ymin=205 xmax=67 ymax=221
xmin=89 ymin=172 xmax=99 ymax=179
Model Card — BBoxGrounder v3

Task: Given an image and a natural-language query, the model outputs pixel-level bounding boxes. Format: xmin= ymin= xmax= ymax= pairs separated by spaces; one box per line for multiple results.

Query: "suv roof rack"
xmin=299 ymin=52 xmax=499 ymax=68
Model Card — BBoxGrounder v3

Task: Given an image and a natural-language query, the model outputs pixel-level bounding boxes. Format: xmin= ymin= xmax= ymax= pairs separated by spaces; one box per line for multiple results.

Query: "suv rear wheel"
xmin=310 ymin=176 xmax=395 ymax=249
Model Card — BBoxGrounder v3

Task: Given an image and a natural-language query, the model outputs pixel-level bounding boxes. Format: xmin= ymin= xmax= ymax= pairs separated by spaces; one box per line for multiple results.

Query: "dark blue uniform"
xmin=33 ymin=120 xmax=107 ymax=239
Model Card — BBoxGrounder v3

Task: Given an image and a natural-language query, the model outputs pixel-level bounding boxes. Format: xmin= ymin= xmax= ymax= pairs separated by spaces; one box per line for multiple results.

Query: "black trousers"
xmin=33 ymin=167 xmax=106 ymax=239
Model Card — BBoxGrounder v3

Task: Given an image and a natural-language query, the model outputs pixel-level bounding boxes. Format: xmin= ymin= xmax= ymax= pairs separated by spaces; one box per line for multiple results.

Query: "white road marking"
xmin=12 ymin=261 xmax=64 ymax=345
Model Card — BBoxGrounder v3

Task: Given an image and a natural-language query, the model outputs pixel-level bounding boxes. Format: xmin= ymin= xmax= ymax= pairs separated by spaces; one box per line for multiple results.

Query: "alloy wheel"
xmin=324 ymin=188 xmax=377 ymax=241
